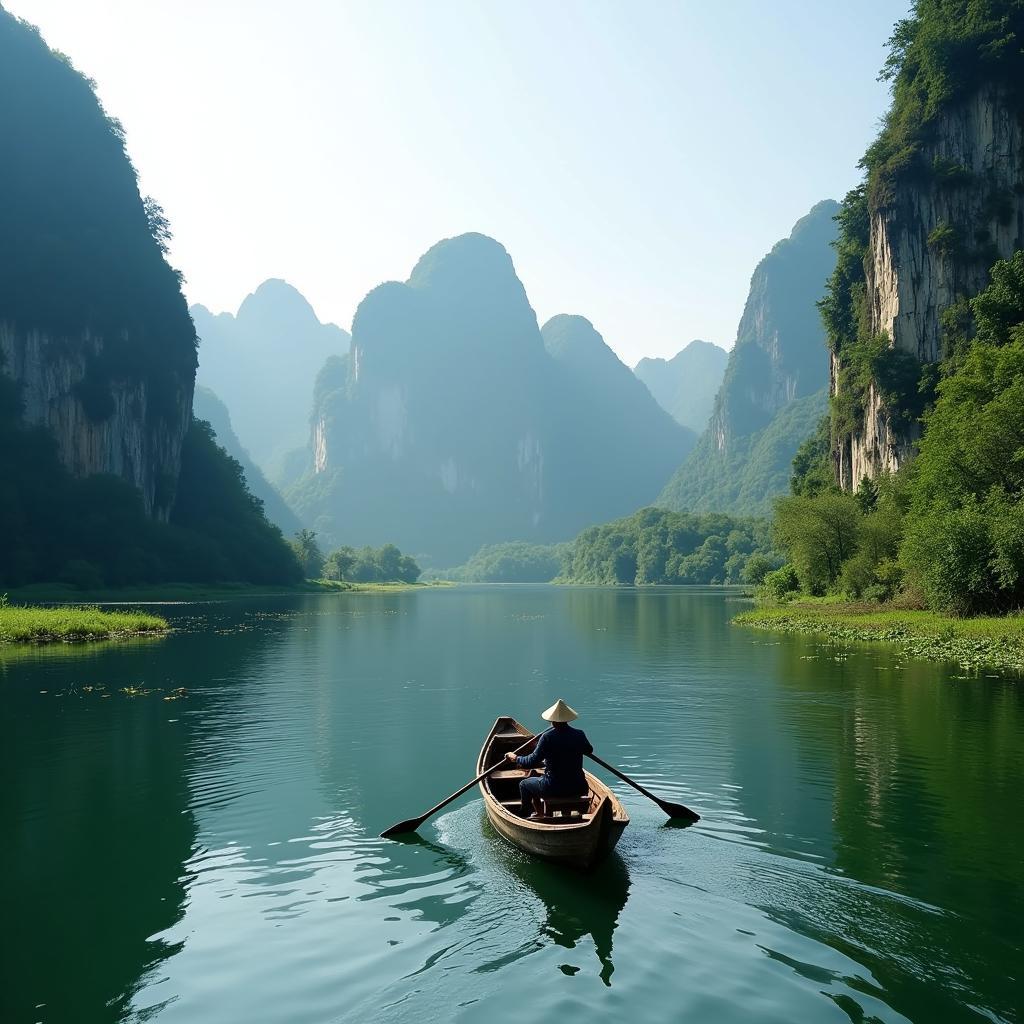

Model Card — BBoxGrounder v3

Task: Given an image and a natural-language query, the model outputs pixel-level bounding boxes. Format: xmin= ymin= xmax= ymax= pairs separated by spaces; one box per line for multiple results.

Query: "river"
xmin=2 ymin=586 xmax=1021 ymax=1024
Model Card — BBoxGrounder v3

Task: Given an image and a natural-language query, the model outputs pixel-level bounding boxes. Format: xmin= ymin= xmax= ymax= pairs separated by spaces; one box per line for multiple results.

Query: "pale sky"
xmin=6 ymin=0 xmax=906 ymax=362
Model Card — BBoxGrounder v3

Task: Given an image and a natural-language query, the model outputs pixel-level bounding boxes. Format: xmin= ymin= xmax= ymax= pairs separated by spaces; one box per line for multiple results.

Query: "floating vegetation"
xmin=735 ymin=604 xmax=1024 ymax=673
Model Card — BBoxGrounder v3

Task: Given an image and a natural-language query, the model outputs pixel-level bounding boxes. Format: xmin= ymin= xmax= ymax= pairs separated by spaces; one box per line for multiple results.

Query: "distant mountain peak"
xmin=237 ymin=278 xmax=321 ymax=326
xmin=633 ymin=339 xmax=728 ymax=434
xmin=541 ymin=314 xmax=610 ymax=364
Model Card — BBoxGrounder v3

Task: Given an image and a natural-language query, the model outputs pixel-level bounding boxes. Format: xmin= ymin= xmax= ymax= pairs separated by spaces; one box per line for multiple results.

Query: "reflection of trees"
xmin=0 ymin=603 xmax=290 ymax=1024
xmin=0 ymin=643 xmax=197 ymax=1024
xmin=763 ymin=640 xmax=1024 ymax=1023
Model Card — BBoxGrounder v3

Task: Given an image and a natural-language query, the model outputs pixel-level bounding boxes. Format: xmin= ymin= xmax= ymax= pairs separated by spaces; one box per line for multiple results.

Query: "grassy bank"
xmin=0 ymin=604 xmax=169 ymax=644
xmin=734 ymin=602 xmax=1024 ymax=672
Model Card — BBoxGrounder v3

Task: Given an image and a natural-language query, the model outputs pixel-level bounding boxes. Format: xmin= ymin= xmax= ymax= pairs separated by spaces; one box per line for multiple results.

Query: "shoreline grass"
xmin=734 ymin=601 xmax=1024 ymax=672
xmin=0 ymin=603 xmax=169 ymax=644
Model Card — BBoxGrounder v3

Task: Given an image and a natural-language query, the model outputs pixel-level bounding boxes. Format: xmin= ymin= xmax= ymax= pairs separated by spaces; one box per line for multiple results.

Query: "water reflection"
xmin=0 ymin=651 xmax=195 ymax=1024
xmin=4 ymin=588 xmax=1023 ymax=1024
xmin=391 ymin=828 xmax=630 ymax=986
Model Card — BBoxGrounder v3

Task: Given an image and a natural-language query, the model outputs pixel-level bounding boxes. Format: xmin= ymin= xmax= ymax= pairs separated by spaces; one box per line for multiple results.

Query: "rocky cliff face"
xmin=0 ymin=325 xmax=191 ymax=519
xmin=658 ymin=202 xmax=837 ymax=515
xmin=0 ymin=10 xmax=197 ymax=522
xmin=192 ymin=280 xmax=349 ymax=475
xmin=289 ymin=234 xmax=690 ymax=561
xmin=709 ymin=200 xmax=837 ymax=453
xmin=834 ymin=88 xmax=1024 ymax=489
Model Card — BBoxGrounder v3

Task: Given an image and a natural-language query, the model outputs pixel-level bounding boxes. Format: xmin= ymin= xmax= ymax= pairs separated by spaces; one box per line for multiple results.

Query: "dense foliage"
xmin=868 ymin=0 xmax=1024 ymax=209
xmin=821 ymin=1 xmax=1024 ymax=445
xmin=0 ymin=374 xmax=302 ymax=587
xmin=661 ymin=390 xmax=828 ymax=515
xmin=0 ymin=11 xmax=196 ymax=419
xmin=432 ymin=542 xmax=570 ymax=583
xmin=558 ymin=507 xmax=779 ymax=586
xmin=320 ymin=543 xmax=422 ymax=584
xmin=776 ymin=250 xmax=1024 ymax=615
xmin=193 ymin=386 xmax=302 ymax=536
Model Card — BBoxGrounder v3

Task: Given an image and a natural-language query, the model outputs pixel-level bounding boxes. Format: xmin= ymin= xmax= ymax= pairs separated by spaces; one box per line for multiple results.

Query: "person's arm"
xmin=580 ymin=731 xmax=594 ymax=756
xmin=515 ymin=732 xmax=547 ymax=769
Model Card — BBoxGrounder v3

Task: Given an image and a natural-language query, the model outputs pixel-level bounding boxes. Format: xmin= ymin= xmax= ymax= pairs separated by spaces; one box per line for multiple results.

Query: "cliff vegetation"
xmin=793 ymin=0 xmax=1024 ymax=617
xmin=0 ymin=9 xmax=302 ymax=589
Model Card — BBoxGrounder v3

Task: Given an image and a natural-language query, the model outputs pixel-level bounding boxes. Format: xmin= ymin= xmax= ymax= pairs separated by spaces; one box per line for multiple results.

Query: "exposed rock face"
xmin=0 ymin=325 xmax=192 ymax=519
xmin=0 ymin=9 xmax=197 ymax=522
xmin=192 ymin=280 xmax=349 ymax=475
xmin=289 ymin=234 xmax=691 ymax=561
xmin=710 ymin=200 xmax=837 ymax=454
xmin=836 ymin=88 xmax=1024 ymax=488
xmin=659 ymin=202 xmax=837 ymax=515
xmin=634 ymin=340 xmax=728 ymax=433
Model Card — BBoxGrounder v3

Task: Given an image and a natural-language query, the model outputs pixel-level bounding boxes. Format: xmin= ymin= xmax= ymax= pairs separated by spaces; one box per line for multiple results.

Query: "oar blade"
xmin=380 ymin=816 xmax=425 ymax=838
xmin=657 ymin=799 xmax=700 ymax=823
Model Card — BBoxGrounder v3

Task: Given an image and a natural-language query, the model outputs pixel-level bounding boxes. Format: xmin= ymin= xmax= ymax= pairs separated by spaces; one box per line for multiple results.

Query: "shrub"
xmin=762 ymin=564 xmax=800 ymax=601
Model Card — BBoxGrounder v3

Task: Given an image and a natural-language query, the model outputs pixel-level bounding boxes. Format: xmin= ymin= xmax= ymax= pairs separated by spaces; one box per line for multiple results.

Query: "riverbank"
xmin=0 ymin=604 xmax=169 ymax=644
xmin=4 ymin=579 xmax=453 ymax=604
xmin=734 ymin=602 xmax=1024 ymax=672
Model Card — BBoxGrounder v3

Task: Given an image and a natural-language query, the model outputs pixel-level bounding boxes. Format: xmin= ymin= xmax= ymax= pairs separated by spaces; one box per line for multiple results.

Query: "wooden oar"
xmin=586 ymin=752 xmax=699 ymax=823
xmin=380 ymin=730 xmax=548 ymax=838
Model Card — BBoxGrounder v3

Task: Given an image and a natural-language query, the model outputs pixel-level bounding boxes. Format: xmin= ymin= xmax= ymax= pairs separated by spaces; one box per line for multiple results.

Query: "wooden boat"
xmin=477 ymin=716 xmax=629 ymax=870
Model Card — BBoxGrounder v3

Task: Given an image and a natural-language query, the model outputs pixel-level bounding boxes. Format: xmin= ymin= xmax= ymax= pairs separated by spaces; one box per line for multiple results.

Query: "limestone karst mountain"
xmin=0 ymin=9 xmax=299 ymax=586
xmin=541 ymin=314 xmax=696 ymax=539
xmin=193 ymin=386 xmax=303 ymax=538
xmin=824 ymin=10 xmax=1024 ymax=489
xmin=659 ymin=201 xmax=839 ymax=515
xmin=287 ymin=233 xmax=693 ymax=562
xmin=634 ymin=340 xmax=728 ymax=434
xmin=191 ymin=280 xmax=350 ymax=476
xmin=0 ymin=8 xmax=196 ymax=521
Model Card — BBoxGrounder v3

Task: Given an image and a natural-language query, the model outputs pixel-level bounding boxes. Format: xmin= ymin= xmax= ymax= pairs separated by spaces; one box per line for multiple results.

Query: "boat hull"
xmin=477 ymin=716 xmax=629 ymax=870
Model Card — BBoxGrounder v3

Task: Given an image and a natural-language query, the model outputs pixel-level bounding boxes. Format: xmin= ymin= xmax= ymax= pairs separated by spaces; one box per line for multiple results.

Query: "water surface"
xmin=2 ymin=587 xmax=1021 ymax=1023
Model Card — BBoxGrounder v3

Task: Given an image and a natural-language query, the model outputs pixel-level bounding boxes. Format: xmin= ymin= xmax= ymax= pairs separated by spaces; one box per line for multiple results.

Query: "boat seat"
xmin=489 ymin=769 xmax=529 ymax=780
xmin=541 ymin=794 xmax=591 ymax=817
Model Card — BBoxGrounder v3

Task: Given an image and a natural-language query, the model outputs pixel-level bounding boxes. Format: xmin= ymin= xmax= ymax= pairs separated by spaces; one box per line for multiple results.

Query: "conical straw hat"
xmin=541 ymin=698 xmax=578 ymax=723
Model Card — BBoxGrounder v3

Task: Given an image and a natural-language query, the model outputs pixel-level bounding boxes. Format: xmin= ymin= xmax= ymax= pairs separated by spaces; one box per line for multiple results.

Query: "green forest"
xmin=0 ymin=10 xmax=301 ymax=589
xmin=0 ymin=373 xmax=301 ymax=587
xmin=771 ymin=0 xmax=1024 ymax=618
xmin=559 ymin=508 xmax=778 ymax=586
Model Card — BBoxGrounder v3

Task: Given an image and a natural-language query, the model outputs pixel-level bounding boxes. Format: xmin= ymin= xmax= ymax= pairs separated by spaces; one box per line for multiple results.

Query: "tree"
xmin=774 ymin=493 xmax=861 ymax=594
xmin=377 ymin=543 xmax=402 ymax=581
xmin=323 ymin=545 xmax=357 ymax=581
xmin=291 ymin=529 xmax=325 ymax=579
xmin=397 ymin=554 xmax=421 ymax=583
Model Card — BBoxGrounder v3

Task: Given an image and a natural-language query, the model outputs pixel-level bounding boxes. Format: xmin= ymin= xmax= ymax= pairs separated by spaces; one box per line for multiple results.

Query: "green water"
xmin=2 ymin=587 xmax=1021 ymax=1024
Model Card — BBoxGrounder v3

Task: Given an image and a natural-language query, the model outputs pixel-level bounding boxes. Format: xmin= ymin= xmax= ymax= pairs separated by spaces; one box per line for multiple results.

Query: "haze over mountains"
xmin=659 ymin=200 xmax=839 ymax=515
xmin=634 ymin=340 xmax=729 ymax=433
xmin=287 ymin=232 xmax=694 ymax=562
xmin=191 ymin=280 xmax=350 ymax=476
xmin=192 ymin=386 xmax=302 ymax=538
xmin=0 ymin=9 xmax=300 ymax=587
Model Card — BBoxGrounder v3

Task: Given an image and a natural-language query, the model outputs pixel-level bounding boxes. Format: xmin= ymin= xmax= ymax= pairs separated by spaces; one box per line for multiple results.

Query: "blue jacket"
xmin=516 ymin=724 xmax=593 ymax=795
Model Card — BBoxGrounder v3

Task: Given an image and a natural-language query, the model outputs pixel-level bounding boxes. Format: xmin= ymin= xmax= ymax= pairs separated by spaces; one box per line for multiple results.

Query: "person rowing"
xmin=506 ymin=699 xmax=593 ymax=819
